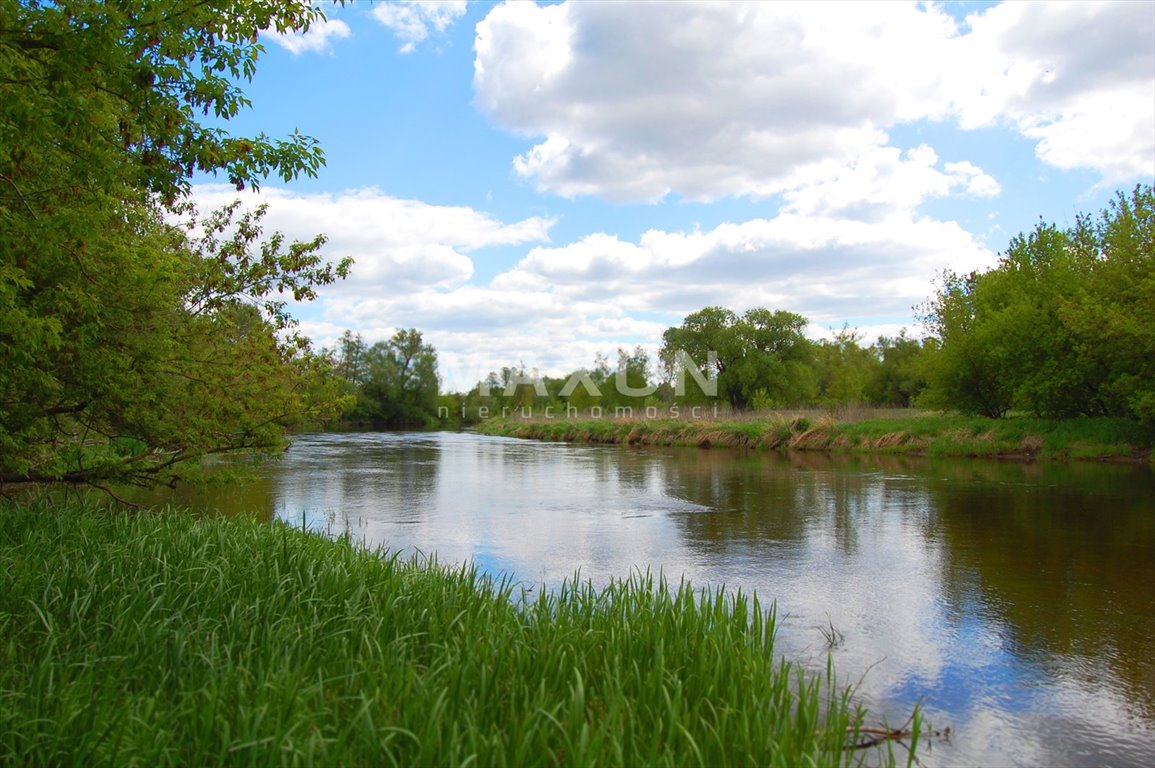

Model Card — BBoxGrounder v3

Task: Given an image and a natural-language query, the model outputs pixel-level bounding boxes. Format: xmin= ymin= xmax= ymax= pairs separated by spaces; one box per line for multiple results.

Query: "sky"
xmin=190 ymin=0 xmax=1155 ymax=392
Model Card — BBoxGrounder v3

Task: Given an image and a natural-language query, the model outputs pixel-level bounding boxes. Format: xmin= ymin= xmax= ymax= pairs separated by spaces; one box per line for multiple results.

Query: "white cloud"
xmin=314 ymin=205 xmax=992 ymax=389
xmin=190 ymin=184 xmax=554 ymax=296
xmin=474 ymin=1 xmax=1154 ymax=202
xmin=372 ymin=0 xmax=468 ymax=53
xmin=268 ymin=18 xmax=351 ymax=56
xmin=502 ymin=209 xmax=994 ymax=323
xmin=781 ymin=145 xmax=1001 ymax=221
xmin=186 ymin=178 xmax=998 ymax=392
xmin=946 ymin=2 xmax=1155 ymax=183
xmin=474 ymin=2 xmax=964 ymax=202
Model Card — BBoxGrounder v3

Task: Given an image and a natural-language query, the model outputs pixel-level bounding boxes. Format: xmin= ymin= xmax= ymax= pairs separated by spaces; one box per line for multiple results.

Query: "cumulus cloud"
xmin=946 ymin=2 xmax=1155 ymax=183
xmin=474 ymin=1 xmax=1153 ymax=202
xmin=502 ymin=208 xmax=994 ymax=323
xmin=268 ymin=17 xmax=351 ymax=56
xmin=372 ymin=0 xmax=468 ymax=53
xmin=321 ymin=205 xmax=992 ymax=389
xmin=186 ymin=170 xmax=998 ymax=388
xmin=190 ymin=184 xmax=554 ymax=296
xmin=780 ymin=145 xmax=1001 ymax=221
xmin=187 ymin=156 xmax=1000 ymax=390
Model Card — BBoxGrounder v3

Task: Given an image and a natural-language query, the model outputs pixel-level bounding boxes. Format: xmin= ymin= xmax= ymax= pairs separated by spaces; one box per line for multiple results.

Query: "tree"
xmin=866 ymin=330 xmax=927 ymax=407
xmin=660 ymin=307 xmax=814 ymax=411
xmin=335 ymin=331 xmax=369 ymax=387
xmin=813 ymin=326 xmax=878 ymax=408
xmin=1 ymin=1 xmax=351 ymax=486
xmin=607 ymin=346 xmax=654 ymax=406
xmin=1061 ymin=186 xmax=1155 ymax=423
xmin=918 ymin=185 xmax=1154 ymax=422
xmin=917 ymin=269 xmax=1017 ymax=418
xmin=352 ymin=330 xmax=440 ymax=427
xmin=1 ymin=0 xmax=327 ymax=205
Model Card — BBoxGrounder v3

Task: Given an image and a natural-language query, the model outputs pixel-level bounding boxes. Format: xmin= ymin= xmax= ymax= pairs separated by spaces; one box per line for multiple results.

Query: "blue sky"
xmin=191 ymin=1 xmax=1155 ymax=391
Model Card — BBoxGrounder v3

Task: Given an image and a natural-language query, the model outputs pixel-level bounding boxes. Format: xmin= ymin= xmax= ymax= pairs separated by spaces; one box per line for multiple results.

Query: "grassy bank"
xmin=0 ymin=502 xmax=899 ymax=767
xmin=475 ymin=412 xmax=1153 ymax=461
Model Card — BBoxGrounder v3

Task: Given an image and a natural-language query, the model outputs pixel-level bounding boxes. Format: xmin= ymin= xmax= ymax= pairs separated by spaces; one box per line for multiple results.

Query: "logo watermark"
xmin=439 ymin=350 xmax=722 ymax=421
xmin=441 ymin=403 xmax=724 ymax=420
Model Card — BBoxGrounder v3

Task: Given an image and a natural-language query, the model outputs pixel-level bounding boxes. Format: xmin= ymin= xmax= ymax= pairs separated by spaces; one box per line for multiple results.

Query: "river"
xmin=166 ymin=430 xmax=1155 ymax=767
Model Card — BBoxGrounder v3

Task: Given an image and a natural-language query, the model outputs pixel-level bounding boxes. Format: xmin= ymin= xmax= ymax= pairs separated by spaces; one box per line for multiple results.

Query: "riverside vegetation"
xmin=476 ymin=411 xmax=1154 ymax=463
xmin=0 ymin=501 xmax=920 ymax=767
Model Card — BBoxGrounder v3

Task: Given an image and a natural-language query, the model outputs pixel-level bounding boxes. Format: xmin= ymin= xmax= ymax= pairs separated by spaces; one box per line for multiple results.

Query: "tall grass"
xmin=0 ymin=501 xmax=888 ymax=767
xmin=477 ymin=413 xmax=1153 ymax=461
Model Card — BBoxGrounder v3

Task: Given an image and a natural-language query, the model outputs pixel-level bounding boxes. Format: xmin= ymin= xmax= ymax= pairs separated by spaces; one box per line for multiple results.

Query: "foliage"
xmin=333 ymin=329 xmax=441 ymax=428
xmin=0 ymin=501 xmax=880 ymax=767
xmin=813 ymin=326 xmax=879 ymax=408
xmin=0 ymin=0 xmax=328 ymax=205
xmin=919 ymin=185 xmax=1154 ymax=422
xmin=458 ymin=317 xmax=933 ymax=419
xmin=458 ymin=347 xmax=662 ymax=421
xmin=1 ymin=1 xmax=351 ymax=485
xmin=0 ymin=199 xmax=350 ymax=485
xmin=479 ymin=412 xmax=1152 ymax=460
xmin=659 ymin=306 xmax=815 ymax=410
xmin=865 ymin=331 xmax=929 ymax=408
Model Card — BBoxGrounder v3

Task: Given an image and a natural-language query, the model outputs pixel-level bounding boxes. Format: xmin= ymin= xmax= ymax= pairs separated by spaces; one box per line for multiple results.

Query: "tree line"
xmin=453 ymin=185 xmax=1152 ymax=425
xmin=327 ymin=330 xmax=440 ymax=428
xmin=448 ymin=326 xmax=929 ymax=421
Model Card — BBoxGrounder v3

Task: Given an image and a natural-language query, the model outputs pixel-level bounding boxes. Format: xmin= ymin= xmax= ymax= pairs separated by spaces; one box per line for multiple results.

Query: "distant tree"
xmin=608 ymin=346 xmax=655 ymax=406
xmin=917 ymin=269 xmax=1017 ymax=418
xmin=660 ymin=307 xmax=813 ymax=411
xmin=1061 ymin=186 xmax=1155 ymax=423
xmin=353 ymin=330 xmax=440 ymax=427
xmin=813 ymin=326 xmax=878 ymax=407
xmin=866 ymin=330 xmax=927 ymax=407
xmin=336 ymin=331 xmax=369 ymax=387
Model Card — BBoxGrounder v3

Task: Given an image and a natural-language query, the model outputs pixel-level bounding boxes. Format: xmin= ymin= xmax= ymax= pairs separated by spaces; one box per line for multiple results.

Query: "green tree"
xmin=354 ymin=330 xmax=440 ymax=427
xmin=1 ymin=0 xmax=350 ymax=485
xmin=558 ymin=354 xmax=611 ymax=413
xmin=607 ymin=346 xmax=654 ymax=407
xmin=1062 ymin=186 xmax=1155 ymax=423
xmin=813 ymin=326 xmax=878 ymax=408
xmin=917 ymin=269 xmax=1017 ymax=418
xmin=660 ymin=307 xmax=813 ymax=411
xmin=866 ymin=330 xmax=927 ymax=407
xmin=918 ymin=185 xmax=1154 ymax=422
xmin=335 ymin=331 xmax=369 ymax=388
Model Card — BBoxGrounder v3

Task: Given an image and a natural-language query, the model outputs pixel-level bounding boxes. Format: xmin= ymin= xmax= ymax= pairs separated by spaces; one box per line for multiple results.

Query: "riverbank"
xmin=475 ymin=413 xmax=1154 ymax=462
xmin=0 ymin=501 xmax=903 ymax=767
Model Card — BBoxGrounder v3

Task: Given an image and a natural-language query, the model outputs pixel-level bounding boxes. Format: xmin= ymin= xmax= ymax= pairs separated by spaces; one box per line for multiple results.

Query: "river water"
xmin=169 ymin=431 xmax=1155 ymax=767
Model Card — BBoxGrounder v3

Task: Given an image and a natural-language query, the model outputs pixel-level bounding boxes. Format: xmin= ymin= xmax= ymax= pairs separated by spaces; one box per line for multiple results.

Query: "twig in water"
xmin=815 ymin=613 xmax=844 ymax=648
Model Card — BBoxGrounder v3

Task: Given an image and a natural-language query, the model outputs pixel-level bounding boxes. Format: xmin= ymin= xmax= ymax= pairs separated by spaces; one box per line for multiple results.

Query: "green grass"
xmin=0 ymin=501 xmax=892 ymax=767
xmin=476 ymin=412 xmax=1153 ymax=461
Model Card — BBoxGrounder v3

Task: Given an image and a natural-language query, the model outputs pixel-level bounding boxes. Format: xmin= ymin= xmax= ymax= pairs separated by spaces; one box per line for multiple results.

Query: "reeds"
xmin=0 ymin=501 xmax=885 ymax=767
xmin=478 ymin=413 xmax=1153 ymax=461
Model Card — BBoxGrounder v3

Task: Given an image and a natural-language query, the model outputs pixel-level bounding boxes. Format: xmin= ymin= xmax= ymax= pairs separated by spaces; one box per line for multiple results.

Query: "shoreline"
xmin=474 ymin=413 xmax=1154 ymax=464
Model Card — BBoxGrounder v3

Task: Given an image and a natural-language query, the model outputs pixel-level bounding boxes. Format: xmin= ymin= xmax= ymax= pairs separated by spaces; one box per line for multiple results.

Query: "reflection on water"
xmin=158 ymin=431 xmax=1154 ymax=767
